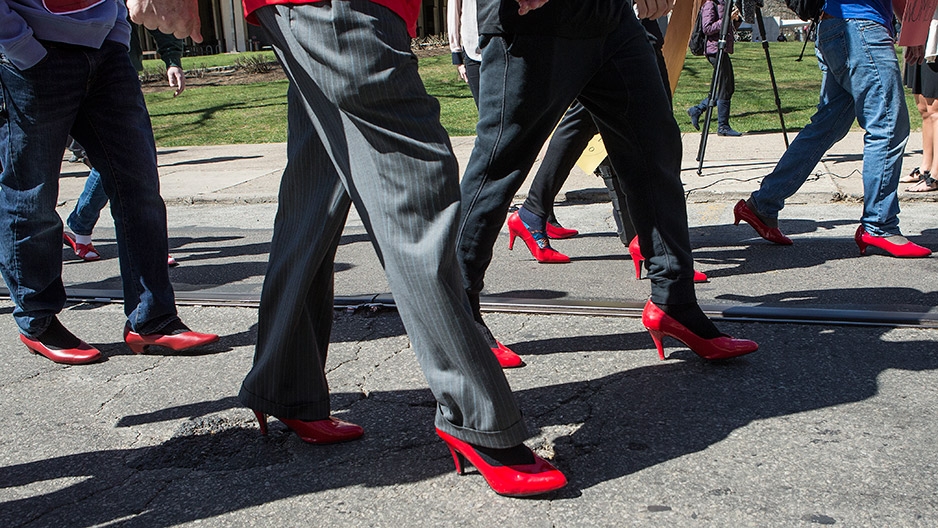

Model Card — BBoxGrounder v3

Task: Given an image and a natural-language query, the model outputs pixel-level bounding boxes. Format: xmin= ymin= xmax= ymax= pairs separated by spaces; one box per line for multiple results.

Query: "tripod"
xmin=695 ymin=0 xmax=790 ymax=175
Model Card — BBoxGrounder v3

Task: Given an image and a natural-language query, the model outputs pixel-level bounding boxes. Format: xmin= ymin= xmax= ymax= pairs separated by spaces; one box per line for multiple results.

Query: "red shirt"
xmin=242 ymin=0 xmax=420 ymax=37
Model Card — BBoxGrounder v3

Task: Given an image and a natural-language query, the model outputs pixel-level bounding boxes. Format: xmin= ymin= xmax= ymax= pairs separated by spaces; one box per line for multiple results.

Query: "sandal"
xmin=906 ymin=173 xmax=938 ymax=193
xmin=63 ymin=232 xmax=101 ymax=262
xmin=901 ymin=167 xmax=924 ymax=183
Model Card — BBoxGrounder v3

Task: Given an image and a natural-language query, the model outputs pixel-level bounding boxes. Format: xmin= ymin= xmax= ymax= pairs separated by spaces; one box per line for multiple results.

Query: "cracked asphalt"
xmin=2 ymin=133 xmax=938 ymax=526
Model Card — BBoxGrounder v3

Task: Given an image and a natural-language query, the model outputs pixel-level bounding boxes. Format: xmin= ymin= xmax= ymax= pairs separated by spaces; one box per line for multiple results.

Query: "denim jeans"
xmin=0 ymin=41 xmax=178 ymax=336
xmin=750 ymin=18 xmax=908 ymax=236
xmin=67 ymin=168 xmax=109 ymax=236
xmin=457 ymin=9 xmax=696 ymax=309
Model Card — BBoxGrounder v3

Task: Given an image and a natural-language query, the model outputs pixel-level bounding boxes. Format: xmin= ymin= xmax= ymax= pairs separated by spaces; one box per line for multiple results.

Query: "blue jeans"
xmin=67 ymin=168 xmax=108 ymax=236
xmin=750 ymin=18 xmax=908 ymax=236
xmin=0 ymin=41 xmax=178 ymax=336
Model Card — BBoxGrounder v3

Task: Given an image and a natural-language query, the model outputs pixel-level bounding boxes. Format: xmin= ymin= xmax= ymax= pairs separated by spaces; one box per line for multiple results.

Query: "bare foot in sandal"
xmin=907 ymin=174 xmax=938 ymax=192
xmin=901 ymin=167 xmax=923 ymax=183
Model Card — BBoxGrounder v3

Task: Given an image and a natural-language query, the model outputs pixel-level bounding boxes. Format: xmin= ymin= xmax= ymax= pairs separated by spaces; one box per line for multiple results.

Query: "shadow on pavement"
xmin=2 ymin=310 xmax=936 ymax=526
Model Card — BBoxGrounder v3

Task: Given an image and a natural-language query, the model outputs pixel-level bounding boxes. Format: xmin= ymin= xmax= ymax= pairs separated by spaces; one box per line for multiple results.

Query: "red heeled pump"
xmin=627 ymin=237 xmax=708 ymax=282
xmin=254 ymin=411 xmax=364 ymax=444
xmin=436 ymin=428 xmax=566 ymax=496
xmin=855 ymin=225 xmax=931 ymax=258
xmin=63 ymin=232 xmax=101 ymax=262
xmin=492 ymin=340 xmax=524 ymax=368
xmin=733 ymin=200 xmax=793 ymax=245
xmin=507 ymin=212 xmax=570 ymax=263
xmin=123 ymin=324 xmax=219 ymax=354
xmin=546 ymin=222 xmax=578 ymax=239
xmin=20 ymin=333 xmax=102 ymax=365
xmin=641 ymin=300 xmax=758 ymax=360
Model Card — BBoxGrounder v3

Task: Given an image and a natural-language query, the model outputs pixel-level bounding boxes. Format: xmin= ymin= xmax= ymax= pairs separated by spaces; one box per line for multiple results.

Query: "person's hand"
xmin=127 ymin=0 xmax=203 ymax=43
xmin=906 ymin=45 xmax=926 ymax=65
xmin=634 ymin=0 xmax=674 ymax=20
xmin=456 ymin=64 xmax=468 ymax=83
xmin=731 ymin=4 xmax=741 ymax=21
xmin=517 ymin=0 xmax=549 ymax=16
xmin=166 ymin=65 xmax=186 ymax=96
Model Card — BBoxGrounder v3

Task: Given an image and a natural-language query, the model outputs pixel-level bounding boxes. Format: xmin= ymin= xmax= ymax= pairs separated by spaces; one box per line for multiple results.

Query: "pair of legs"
xmin=239 ymin=1 xmax=563 ymax=496
xmin=740 ymin=18 xmax=928 ymax=257
xmin=904 ymin=60 xmax=938 ymax=192
xmin=908 ymin=92 xmax=938 ymax=192
xmin=747 ymin=19 xmax=909 ymax=237
xmin=687 ymin=53 xmax=740 ymax=136
xmin=458 ymin=10 xmax=754 ymax=357
xmin=0 ymin=41 xmax=216 ymax=364
xmin=522 ymin=18 xmax=669 ymax=236
xmin=64 ymin=147 xmax=178 ymax=265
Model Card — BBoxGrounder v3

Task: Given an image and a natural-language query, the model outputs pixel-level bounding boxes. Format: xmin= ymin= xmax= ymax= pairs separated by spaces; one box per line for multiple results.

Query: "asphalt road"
xmin=1 ymin=199 xmax=937 ymax=526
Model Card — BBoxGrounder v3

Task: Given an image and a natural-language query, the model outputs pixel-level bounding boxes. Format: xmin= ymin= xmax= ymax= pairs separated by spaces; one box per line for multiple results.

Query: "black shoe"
xmin=718 ymin=126 xmax=742 ymax=137
xmin=687 ymin=106 xmax=702 ymax=131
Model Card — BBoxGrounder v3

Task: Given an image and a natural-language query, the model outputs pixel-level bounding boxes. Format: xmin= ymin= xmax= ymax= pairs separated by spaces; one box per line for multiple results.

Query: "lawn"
xmin=143 ymin=42 xmax=921 ymax=146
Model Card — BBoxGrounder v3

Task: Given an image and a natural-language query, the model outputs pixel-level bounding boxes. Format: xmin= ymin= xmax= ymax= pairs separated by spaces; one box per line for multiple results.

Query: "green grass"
xmin=141 ymin=51 xmax=277 ymax=73
xmin=147 ymin=81 xmax=288 ymax=146
xmin=143 ymin=42 xmax=921 ymax=146
xmin=675 ymin=41 xmax=921 ymax=134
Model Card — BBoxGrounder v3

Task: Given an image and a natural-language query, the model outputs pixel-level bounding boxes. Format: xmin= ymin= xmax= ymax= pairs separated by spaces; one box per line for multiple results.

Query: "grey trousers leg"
xmin=239 ymin=0 xmax=527 ymax=448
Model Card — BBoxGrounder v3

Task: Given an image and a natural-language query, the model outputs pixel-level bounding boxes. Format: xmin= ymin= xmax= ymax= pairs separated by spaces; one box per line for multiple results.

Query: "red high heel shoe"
xmin=19 ymin=317 xmax=102 ymax=365
xmin=436 ymin=428 xmax=566 ymax=496
xmin=507 ymin=212 xmax=570 ymax=263
xmin=854 ymin=225 xmax=931 ymax=258
xmin=20 ymin=333 xmax=101 ymax=365
xmin=641 ymin=300 xmax=758 ymax=360
xmin=492 ymin=340 xmax=524 ymax=368
xmin=546 ymin=222 xmax=578 ymax=239
xmin=123 ymin=323 xmax=219 ymax=354
xmin=254 ymin=411 xmax=364 ymax=444
xmin=733 ymin=200 xmax=793 ymax=245
xmin=63 ymin=232 xmax=101 ymax=262
xmin=627 ymin=237 xmax=708 ymax=282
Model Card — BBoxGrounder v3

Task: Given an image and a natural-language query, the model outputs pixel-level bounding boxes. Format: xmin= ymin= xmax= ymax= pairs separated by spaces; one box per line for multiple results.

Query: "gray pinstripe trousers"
xmin=238 ymin=1 xmax=528 ymax=448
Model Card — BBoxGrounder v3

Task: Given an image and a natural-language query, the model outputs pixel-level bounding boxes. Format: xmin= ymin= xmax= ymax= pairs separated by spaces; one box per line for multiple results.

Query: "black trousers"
xmin=457 ymin=10 xmax=697 ymax=313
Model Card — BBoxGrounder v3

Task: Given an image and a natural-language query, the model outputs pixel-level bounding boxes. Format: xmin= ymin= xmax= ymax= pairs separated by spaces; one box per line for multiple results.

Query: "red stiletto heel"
xmin=733 ymin=200 xmax=793 ymax=245
xmin=628 ymin=236 xmax=644 ymax=280
xmin=545 ymin=222 xmax=578 ymax=239
xmin=627 ymin=237 xmax=708 ymax=282
xmin=854 ymin=225 xmax=931 ymax=258
xmin=492 ymin=340 xmax=524 ymax=368
xmin=641 ymin=300 xmax=758 ymax=360
xmin=436 ymin=429 xmax=567 ymax=496
xmin=254 ymin=410 xmax=269 ymax=435
xmin=506 ymin=212 xmax=570 ymax=263
xmin=123 ymin=323 xmax=219 ymax=354
xmin=252 ymin=410 xmax=363 ymax=444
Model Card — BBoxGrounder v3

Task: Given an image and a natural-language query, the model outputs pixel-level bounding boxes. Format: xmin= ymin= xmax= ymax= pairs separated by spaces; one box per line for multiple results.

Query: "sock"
xmin=475 ymin=443 xmax=536 ymax=466
xmin=34 ymin=318 xmax=82 ymax=349
xmin=517 ymin=207 xmax=550 ymax=249
xmin=659 ymin=303 xmax=721 ymax=339
xmin=147 ymin=319 xmax=191 ymax=336
xmin=74 ymin=234 xmax=92 ymax=245
xmin=517 ymin=206 xmax=546 ymax=233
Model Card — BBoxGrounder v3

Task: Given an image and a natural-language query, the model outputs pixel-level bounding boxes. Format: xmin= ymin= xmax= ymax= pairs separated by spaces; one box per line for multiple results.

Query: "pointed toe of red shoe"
xmin=492 ymin=340 xmax=524 ymax=368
